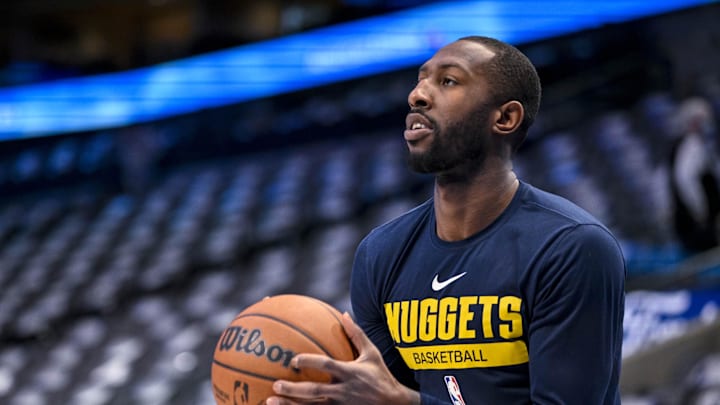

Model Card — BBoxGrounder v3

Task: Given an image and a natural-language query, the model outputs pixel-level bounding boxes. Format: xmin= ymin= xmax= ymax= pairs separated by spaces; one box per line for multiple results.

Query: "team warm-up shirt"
xmin=350 ymin=181 xmax=625 ymax=405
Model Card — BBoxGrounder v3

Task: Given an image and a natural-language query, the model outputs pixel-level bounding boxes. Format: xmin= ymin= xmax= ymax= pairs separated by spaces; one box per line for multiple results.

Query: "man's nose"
xmin=408 ymin=81 xmax=431 ymax=109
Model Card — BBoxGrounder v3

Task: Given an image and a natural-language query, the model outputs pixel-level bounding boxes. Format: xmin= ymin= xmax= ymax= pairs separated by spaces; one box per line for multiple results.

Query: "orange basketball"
xmin=211 ymin=294 xmax=356 ymax=405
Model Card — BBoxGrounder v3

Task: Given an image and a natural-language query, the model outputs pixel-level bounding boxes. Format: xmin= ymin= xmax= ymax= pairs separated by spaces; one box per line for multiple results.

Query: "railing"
xmin=627 ymin=246 xmax=720 ymax=291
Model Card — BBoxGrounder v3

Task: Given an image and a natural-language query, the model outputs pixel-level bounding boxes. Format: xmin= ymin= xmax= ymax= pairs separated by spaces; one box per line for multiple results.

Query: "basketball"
xmin=211 ymin=294 xmax=356 ymax=405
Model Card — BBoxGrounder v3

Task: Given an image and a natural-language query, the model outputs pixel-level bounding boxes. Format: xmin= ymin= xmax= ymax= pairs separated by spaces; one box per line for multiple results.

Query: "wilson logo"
xmin=218 ymin=325 xmax=296 ymax=368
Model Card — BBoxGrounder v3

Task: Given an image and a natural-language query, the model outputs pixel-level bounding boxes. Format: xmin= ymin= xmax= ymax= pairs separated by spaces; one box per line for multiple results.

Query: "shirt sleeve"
xmin=350 ymin=237 xmax=419 ymax=390
xmin=527 ymin=224 xmax=625 ymax=404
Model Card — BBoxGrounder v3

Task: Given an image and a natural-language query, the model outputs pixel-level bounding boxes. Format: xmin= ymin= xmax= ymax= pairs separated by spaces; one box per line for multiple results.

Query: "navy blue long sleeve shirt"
xmin=351 ymin=181 xmax=625 ymax=404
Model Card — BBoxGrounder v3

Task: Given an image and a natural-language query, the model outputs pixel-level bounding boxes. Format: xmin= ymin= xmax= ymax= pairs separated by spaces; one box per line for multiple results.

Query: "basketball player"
xmin=268 ymin=36 xmax=625 ymax=404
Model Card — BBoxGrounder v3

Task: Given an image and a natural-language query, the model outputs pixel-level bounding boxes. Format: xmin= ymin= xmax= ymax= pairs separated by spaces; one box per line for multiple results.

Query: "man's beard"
xmin=406 ymin=108 xmax=490 ymax=176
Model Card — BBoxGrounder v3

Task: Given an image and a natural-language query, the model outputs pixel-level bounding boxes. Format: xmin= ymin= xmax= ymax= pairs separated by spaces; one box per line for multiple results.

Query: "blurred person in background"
xmin=268 ymin=35 xmax=625 ymax=405
xmin=669 ymin=97 xmax=720 ymax=253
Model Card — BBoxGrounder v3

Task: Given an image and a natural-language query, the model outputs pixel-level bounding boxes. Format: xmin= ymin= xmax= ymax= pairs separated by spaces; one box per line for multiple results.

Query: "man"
xmin=669 ymin=97 xmax=720 ymax=253
xmin=268 ymin=36 xmax=625 ymax=404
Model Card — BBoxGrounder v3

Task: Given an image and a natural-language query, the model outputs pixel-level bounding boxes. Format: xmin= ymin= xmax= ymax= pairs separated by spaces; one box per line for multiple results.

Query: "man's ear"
xmin=493 ymin=100 xmax=524 ymax=135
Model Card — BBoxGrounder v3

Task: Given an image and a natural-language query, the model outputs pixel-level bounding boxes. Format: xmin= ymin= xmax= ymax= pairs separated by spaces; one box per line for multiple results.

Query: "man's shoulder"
xmin=519 ymin=181 xmax=606 ymax=228
xmin=518 ymin=182 xmax=623 ymax=257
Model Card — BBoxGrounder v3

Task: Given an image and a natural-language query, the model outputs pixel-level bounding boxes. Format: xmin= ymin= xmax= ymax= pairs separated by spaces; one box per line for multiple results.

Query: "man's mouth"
xmin=405 ymin=112 xmax=434 ymax=142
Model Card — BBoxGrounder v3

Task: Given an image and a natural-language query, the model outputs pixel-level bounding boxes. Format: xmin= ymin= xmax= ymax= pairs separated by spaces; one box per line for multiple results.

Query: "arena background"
xmin=0 ymin=1 xmax=719 ymax=404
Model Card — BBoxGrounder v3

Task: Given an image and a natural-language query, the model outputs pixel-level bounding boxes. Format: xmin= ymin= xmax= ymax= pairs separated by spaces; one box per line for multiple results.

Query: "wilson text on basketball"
xmin=217 ymin=325 xmax=296 ymax=368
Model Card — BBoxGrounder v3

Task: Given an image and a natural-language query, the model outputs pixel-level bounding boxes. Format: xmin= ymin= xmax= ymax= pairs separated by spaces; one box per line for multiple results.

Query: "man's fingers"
xmin=292 ymin=353 xmax=350 ymax=379
xmin=271 ymin=379 xmax=339 ymax=400
xmin=266 ymin=315 xmax=373 ymax=405
xmin=265 ymin=396 xmax=326 ymax=405
xmin=266 ymin=396 xmax=295 ymax=405
xmin=341 ymin=312 xmax=375 ymax=358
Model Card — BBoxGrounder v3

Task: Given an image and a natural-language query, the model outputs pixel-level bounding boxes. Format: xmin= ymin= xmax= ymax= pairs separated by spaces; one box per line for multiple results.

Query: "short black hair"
xmin=458 ymin=36 xmax=542 ymax=151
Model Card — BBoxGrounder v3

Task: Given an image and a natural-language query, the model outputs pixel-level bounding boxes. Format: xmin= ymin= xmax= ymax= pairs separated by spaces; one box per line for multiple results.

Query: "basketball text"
xmin=384 ymin=295 xmax=528 ymax=369
xmin=217 ymin=325 xmax=296 ymax=368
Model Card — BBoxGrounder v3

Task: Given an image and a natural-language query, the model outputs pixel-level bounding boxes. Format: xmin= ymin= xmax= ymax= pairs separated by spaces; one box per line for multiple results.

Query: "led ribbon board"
xmin=0 ymin=0 xmax=710 ymax=138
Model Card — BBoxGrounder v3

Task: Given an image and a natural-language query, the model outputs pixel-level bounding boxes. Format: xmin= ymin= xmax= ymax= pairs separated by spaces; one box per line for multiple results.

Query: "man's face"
xmin=404 ymin=40 xmax=497 ymax=175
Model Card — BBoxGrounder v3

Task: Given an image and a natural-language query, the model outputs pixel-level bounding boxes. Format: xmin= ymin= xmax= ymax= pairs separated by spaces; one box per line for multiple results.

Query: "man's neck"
xmin=433 ymin=166 xmax=519 ymax=242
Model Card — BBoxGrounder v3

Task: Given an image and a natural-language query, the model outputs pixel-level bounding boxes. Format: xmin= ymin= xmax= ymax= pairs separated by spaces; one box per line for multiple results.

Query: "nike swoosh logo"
xmin=431 ymin=272 xmax=468 ymax=291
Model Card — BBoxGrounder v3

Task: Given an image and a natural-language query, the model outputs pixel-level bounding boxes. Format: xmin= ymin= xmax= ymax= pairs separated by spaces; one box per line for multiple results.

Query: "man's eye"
xmin=442 ymin=78 xmax=457 ymax=86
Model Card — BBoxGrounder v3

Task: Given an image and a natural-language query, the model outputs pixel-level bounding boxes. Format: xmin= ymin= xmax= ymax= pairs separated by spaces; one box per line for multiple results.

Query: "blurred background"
xmin=0 ymin=0 xmax=719 ymax=404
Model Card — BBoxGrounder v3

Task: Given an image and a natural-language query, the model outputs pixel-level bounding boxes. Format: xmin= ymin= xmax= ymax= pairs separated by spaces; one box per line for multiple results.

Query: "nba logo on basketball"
xmin=444 ymin=375 xmax=467 ymax=405
xmin=233 ymin=380 xmax=249 ymax=405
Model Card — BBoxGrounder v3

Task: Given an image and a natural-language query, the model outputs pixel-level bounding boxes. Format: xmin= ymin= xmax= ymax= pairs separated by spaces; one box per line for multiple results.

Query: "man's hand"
xmin=266 ymin=312 xmax=420 ymax=405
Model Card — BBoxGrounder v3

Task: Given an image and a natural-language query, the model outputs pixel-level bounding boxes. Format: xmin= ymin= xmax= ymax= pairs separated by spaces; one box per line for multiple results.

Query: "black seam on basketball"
xmin=213 ymin=359 xmax=276 ymax=382
xmin=313 ymin=300 xmax=344 ymax=324
xmin=231 ymin=297 xmax=341 ymax=325
xmin=234 ymin=313 xmax=334 ymax=357
xmin=312 ymin=300 xmax=356 ymax=357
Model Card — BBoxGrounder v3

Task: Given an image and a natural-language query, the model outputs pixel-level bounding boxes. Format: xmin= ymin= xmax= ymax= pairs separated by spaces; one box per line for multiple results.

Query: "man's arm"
xmin=527 ymin=224 xmax=625 ymax=404
xmin=350 ymin=239 xmax=419 ymax=389
xmin=350 ymin=240 xmax=451 ymax=405
xmin=265 ymin=239 xmax=427 ymax=405
xmin=267 ymin=312 xmax=421 ymax=405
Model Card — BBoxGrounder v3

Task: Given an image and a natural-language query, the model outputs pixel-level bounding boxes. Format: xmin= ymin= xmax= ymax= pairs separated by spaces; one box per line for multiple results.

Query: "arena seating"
xmin=0 ymin=125 xmax=434 ymax=404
